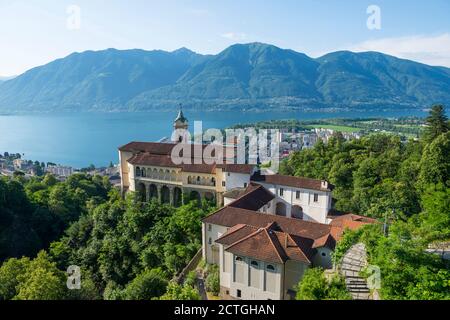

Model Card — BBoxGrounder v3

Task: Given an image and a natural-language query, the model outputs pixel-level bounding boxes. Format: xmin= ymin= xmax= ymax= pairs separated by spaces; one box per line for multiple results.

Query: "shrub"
xmin=205 ymin=265 xmax=219 ymax=296
xmin=159 ymin=282 xmax=201 ymax=300
xmin=296 ymin=268 xmax=351 ymax=300
xmin=123 ymin=268 xmax=168 ymax=300
xmin=184 ymin=270 xmax=197 ymax=287
xmin=332 ymin=228 xmax=362 ymax=264
xmin=296 ymin=268 xmax=328 ymax=300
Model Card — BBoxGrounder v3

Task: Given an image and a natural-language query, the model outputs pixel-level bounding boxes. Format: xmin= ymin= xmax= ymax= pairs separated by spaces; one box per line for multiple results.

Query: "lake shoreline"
xmin=0 ymin=106 xmax=431 ymax=116
xmin=0 ymin=110 xmax=429 ymax=168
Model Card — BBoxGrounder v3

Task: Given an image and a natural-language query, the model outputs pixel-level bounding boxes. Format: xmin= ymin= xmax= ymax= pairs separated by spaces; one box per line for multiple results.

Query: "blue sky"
xmin=1 ymin=0 xmax=449 ymax=76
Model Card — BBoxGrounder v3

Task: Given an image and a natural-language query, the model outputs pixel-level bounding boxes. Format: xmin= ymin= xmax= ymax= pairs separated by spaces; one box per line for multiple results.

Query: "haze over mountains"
xmin=0 ymin=43 xmax=449 ymax=113
xmin=0 ymin=76 xmax=16 ymax=82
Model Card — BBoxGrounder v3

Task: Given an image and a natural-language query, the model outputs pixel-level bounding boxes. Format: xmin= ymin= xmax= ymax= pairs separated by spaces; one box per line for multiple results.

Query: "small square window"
xmin=208 ymin=238 xmax=212 ymax=245
xmin=237 ymin=289 xmax=241 ymax=298
xmin=208 ymin=224 xmax=212 ymax=231
xmin=222 ymin=181 xmax=226 ymax=187
xmin=279 ymin=188 xmax=284 ymax=196
xmin=244 ymin=183 xmax=248 ymax=188
xmin=296 ymin=191 xmax=300 ymax=199
xmin=314 ymin=193 xmax=319 ymax=202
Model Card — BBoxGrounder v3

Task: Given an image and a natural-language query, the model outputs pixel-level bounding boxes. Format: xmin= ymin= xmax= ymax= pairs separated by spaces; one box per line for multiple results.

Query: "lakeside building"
xmin=46 ymin=165 xmax=74 ymax=177
xmin=118 ymin=110 xmax=376 ymax=300
xmin=275 ymin=128 xmax=362 ymax=159
xmin=13 ymin=158 xmax=29 ymax=170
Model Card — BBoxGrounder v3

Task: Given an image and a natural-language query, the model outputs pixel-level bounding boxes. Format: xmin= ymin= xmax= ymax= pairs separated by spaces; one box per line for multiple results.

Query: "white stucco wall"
xmin=258 ymin=199 xmax=276 ymax=215
xmin=223 ymin=196 xmax=235 ymax=206
xmin=202 ymin=222 xmax=228 ymax=264
xmin=312 ymin=247 xmax=333 ymax=269
xmin=223 ymin=172 xmax=250 ymax=191
xmin=219 ymin=247 xmax=232 ymax=289
xmin=257 ymin=182 xmax=331 ymax=223
xmin=119 ymin=150 xmax=133 ymax=191
xmin=228 ymin=256 xmax=283 ymax=300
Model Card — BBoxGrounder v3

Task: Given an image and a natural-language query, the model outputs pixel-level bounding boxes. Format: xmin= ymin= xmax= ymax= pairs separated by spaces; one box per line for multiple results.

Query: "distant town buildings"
xmin=13 ymin=158 xmax=29 ymax=170
xmin=274 ymin=127 xmax=362 ymax=159
xmin=46 ymin=165 xmax=74 ymax=177
xmin=0 ymin=151 xmax=120 ymax=184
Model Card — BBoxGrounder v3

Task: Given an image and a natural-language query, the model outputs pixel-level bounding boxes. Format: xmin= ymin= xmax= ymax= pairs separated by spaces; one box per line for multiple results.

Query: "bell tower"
xmin=172 ymin=105 xmax=189 ymax=143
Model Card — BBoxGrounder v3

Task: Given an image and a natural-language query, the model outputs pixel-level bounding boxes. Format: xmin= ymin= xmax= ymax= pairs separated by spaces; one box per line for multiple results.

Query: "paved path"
xmin=341 ymin=243 xmax=371 ymax=300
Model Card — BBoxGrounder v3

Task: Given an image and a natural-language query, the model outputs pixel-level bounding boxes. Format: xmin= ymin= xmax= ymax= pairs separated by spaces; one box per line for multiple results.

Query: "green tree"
xmin=14 ymin=251 xmax=67 ymax=300
xmin=43 ymin=174 xmax=58 ymax=186
xmin=0 ymin=257 xmax=30 ymax=300
xmin=103 ymin=281 xmax=124 ymax=300
xmin=417 ymin=183 xmax=450 ymax=242
xmin=205 ymin=264 xmax=219 ymax=295
xmin=296 ymin=268 xmax=351 ymax=300
xmin=418 ymin=132 xmax=450 ymax=188
xmin=15 ymin=268 xmax=66 ymax=300
xmin=327 ymin=275 xmax=352 ymax=300
xmin=423 ymin=105 xmax=449 ymax=142
xmin=66 ymin=270 xmax=102 ymax=300
xmin=296 ymin=268 xmax=328 ymax=300
xmin=123 ymin=268 xmax=168 ymax=300
xmin=159 ymin=282 xmax=201 ymax=300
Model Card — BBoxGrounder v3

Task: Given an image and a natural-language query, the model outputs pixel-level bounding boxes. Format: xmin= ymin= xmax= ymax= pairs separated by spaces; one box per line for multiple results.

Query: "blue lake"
xmin=0 ymin=109 xmax=428 ymax=168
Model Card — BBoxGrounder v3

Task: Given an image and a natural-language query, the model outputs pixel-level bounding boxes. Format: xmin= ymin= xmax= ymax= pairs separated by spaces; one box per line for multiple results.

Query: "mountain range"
xmin=0 ymin=42 xmax=449 ymax=113
xmin=0 ymin=76 xmax=16 ymax=82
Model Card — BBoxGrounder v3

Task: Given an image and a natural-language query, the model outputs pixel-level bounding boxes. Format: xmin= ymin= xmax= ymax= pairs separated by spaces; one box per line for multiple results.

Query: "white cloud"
xmin=346 ymin=33 xmax=450 ymax=68
xmin=221 ymin=32 xmax=248 ymax=41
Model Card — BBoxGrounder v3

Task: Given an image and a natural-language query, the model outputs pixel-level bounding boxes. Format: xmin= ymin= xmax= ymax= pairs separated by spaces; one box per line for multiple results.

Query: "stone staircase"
xmin=341 ymin=243 xmax=371 ymax=300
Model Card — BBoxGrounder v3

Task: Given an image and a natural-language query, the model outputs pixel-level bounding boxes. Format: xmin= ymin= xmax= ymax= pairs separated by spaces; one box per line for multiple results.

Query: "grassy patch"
xmin=305 ymin=124 xmax=361 ymax=133
xmin=206 ymin=292 xmax=221 ymax=300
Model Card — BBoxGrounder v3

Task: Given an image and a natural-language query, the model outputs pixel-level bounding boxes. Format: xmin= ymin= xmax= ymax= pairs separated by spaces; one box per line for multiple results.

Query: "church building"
xmin=118 ymin=110 xmax=376 ymax=300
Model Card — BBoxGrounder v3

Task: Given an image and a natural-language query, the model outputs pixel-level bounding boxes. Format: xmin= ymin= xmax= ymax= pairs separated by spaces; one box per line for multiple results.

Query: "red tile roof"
xmin=218 ymin=164 xmax=255 ymax=174
xmin=120 ymin=142 xmax=256 ymax=174
xmin=223 ymin=188 xmax=248 ymax=200
xmin=218 ymin=222 xmax=312 ymax=264
xmin=312 ymin=233 xmax=336 ymax=249
xmin=119 ymin=141 xmax=176 ymax=155
xmin=128 ymin=153 xmax=178 ymax=168
xmin=228 ymin=183 xmax=275 ymax=211
xmin=204 ymin=202 xmax=377 ymax=263
xmin=203 ymin=206 xmax=333 ymax=241
xmin=251 ymin=172 xmax=333 ymax=191
xmin=329 ymin=213 xmax=378 ymax=230
xmin=210 ymin=210 xmax=376 ymax=264
xmin=216 ymin=224 xmax=259 ymax=246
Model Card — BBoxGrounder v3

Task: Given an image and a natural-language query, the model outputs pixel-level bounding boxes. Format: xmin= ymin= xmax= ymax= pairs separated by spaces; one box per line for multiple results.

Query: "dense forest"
xmin=0 ymin=172 xmax=214 ymax=300
xmin=283 ymin=105 xmax=450 ymax=300
xmin=0 ymin=105 xmax=448 ymax=300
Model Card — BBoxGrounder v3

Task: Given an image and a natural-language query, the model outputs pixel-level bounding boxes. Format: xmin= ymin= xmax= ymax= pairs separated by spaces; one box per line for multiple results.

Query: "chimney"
xmin=321 ymin=180 xmax=328 ymax=189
